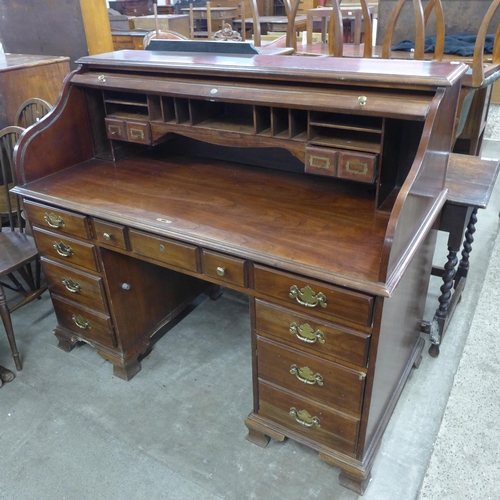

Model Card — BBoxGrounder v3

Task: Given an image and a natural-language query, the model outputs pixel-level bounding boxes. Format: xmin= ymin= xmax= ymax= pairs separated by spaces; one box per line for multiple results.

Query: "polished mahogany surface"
xmin=13 ymin=51 xmax=468 ymax=494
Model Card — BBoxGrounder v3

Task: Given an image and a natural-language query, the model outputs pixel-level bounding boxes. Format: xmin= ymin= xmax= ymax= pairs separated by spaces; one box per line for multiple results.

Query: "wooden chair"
xmin=14 ymin=98 xmax=53 ymax=129
xmin=0 ymin=126 xmax=46 ymax=371
xmin=323 ymin=0 xmax=373 ymax=57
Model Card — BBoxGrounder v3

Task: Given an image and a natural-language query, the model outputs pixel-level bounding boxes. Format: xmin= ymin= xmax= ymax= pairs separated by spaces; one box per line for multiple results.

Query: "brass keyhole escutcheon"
xmin=216 ymin=267 xmax=225 ymax=277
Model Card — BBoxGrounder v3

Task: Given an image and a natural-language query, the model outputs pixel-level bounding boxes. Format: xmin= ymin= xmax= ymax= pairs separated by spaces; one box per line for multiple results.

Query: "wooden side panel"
xmin=361 ymin=228 xmax=436 ymax=457
xmin=381 ymin=82 xmax=460 ymax=286
xmin=15 ymin=78 xmax=94 ymax=185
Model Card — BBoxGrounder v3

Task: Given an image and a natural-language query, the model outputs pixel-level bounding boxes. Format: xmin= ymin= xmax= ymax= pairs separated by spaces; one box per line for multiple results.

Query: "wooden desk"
xmin=423 ymin=153 xmax=500 ymax=356
xmin=306 ymin=6 xmax=374 ymax=45
xmin=0 ymin=54 xmax=70 ymax=128
xmin=13 ymin=50 xmax=467 ymax=494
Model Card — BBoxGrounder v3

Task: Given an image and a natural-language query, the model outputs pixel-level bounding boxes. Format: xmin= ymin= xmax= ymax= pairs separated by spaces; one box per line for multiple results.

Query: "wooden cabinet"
xmin=13 ymin=50 xmax=466 ymax=493
xmin=0 ymin=54 xmax=70 ymax=128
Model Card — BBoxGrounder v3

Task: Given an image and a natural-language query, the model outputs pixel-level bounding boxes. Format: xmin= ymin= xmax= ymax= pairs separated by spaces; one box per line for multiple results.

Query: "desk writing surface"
xmin=17 ymin=152 xmax=389 ymax=285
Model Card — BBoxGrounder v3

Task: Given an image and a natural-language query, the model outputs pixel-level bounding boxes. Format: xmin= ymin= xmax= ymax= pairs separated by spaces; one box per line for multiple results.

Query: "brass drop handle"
xmin=62 ymin=277 xmax=82 ymax=293
xmin=103 ymin=232 xmax=111 ymax=241
xmin=53 ymin=241 xmax=74 ymax=258
xmin=289 ymin=407 xmax=321 ymax=428
xmin=72 ymin=314 xmax=90 ymax=330
xmin=290 ymin=364 xmax=324 ymax=386
xmin=216 ymin=266 xmax=225 ymax=277
xmin=44 ymin=212 xmax=65 ymax=229
xmin=289 ymin=285 xmax=327 ymax=309
xmin=98 ymin=75 xmax=106 ymax=82
xmin=289 ymin=322 xmax=325 ymax=344
xmin=358 ymin=95 xmax=367 ymax=106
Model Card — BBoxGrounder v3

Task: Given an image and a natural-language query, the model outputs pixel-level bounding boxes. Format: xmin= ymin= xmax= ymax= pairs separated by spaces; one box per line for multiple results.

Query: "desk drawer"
xmin=129 ymin=229 xmax=199 ymax=272
xmin=258 ymin=381 xmax=359 ymax=455
xmin=93 ymin=219 xmax=128 ymax=250
xmin=52 ymin=295 xmax=115 ymax=349
xmin=41 ymin=258 xmax=108 ymax=313
xmin=24 ymin=200 xmax=90 ymax=239
xmin=33 ymin=227 xmax=99 ymax=272
xmin=257 ymin=337 xmax=365 ymax=414
xmin=202 ymin=250 xmax=246 ymax=287
xmin=253 ymin=265 xmax=374 ymax=327
xmin=254 ymin=300 xmax=370 ymax=367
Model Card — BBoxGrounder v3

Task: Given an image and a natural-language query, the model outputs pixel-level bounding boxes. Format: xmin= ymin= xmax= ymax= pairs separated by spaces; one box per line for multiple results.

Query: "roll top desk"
xmin=13 ymin=51 xmax=467 ymax=494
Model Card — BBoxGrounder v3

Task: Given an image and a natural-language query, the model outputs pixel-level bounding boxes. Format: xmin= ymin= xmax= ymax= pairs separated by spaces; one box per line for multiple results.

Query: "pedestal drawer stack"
xmin=248 ymin=265 xmax=373 ymax=456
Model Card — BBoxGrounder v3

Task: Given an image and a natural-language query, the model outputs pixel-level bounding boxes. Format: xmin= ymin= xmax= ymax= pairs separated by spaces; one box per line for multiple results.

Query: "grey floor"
xmin=1 ymin=134 xmax=500 ymax=500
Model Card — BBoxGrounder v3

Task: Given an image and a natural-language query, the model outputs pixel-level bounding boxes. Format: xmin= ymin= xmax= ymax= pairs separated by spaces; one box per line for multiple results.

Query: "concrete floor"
xmin=1 ymin=138 xmax=500 ymax=500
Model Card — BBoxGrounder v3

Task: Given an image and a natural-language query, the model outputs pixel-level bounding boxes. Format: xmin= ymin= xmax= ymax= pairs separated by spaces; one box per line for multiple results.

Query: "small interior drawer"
xmin=253 ymin=265 xmax=374 ymax=328
xmin=305 ymin=146 xmax=339 ymax=177
xmin=257 ymin=337 xmax=366 ymax=414
xmin=125 ymin=120 xmax=151 ymax=144
xmin=338 ymin=151 xmax=378 ymax=183
xmin=254 ymin=299 xmax=370 ymax=367
xmin=41 ymin=257 xmax=108 ymax=314
xmin=258 ymin=380 xmax=360 ymax=455
xmin=33 ymin=227 xmax=99 ymax=272
xmin=93 ymin=219 xmax=128 ymax=250
xmin=105 ymin=117 xmax=127 ymax=141
xmin=23 ymin=200 xmax=90 ymax=239
xmin=202 ymin=250 xmax=246 ymax=287
xmin=52 ymin=295 xmax=115 ymax=349
xmin=129 ymin=229 xmax=199 ymax=272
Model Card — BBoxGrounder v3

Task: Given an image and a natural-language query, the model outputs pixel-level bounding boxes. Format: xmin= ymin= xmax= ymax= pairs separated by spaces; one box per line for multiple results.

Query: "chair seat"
xmin=0 ymin=230 xmax=38 ymax=278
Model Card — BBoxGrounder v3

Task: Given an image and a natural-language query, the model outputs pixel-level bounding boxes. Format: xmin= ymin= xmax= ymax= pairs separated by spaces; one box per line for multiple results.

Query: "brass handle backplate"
xmin=107 ymin=125 xmax=121 ymax=136
xmin=345 ymin=161 xmax=368 ymax=176
xmin=53 ymin=241 xmax=74 ymax=258
xmin=289 ymin=322 xmax=325 ymax=344
xmin=290 ymin=364 xmax=323 ymax=386
xmin=289 ymin=285 xmax=327 ymax=309
xmin=129 ymin=128 xmax=145 ymax=139
xmin=62 ymin=277 xmax=82 ymax=293
xmin=44 ymin=212 xmax=65 ymax=229
xmin=309 ymin=155 xmax=330 ymax=170
xmin=72 ymin=314 xmax=90 ymax=330
xmin=289 ymin=407 xmax=321 ymax=428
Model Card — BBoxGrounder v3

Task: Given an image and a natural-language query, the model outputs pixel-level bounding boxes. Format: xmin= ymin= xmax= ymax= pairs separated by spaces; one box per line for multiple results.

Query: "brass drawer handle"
xmin=62 ymin=277 xmax=82 ymax=293
xmin=289 ymin=407 xmax=321 ymax=428
xmin=216 ymin=266 xmax=225 ymax=277
xmin=53 ymin=241 xmax=74 ymax=257
xmin=107 ymin=125 xmax=121 ymax=136
xmin=345 ymin=161 xmax=368 ymax=176
xmin=289 ymin=285 xmax=327 ymax=309
xmin=309 ymin=155 xmax=330 ymax=170
xmin=103 ymin=232 xmax=111 ymax=241
xmin=129 ymin=128 xmax=145 ymax=140
xmin=289 ymin=322 xmax=325 ymax=344
xmin=72 ymin=314 xmax=90 ymax=330
xmin=44 ymin=212 xmax=65 ymax=229
xmin=290 ymin=364 xmax=323 ymax=386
